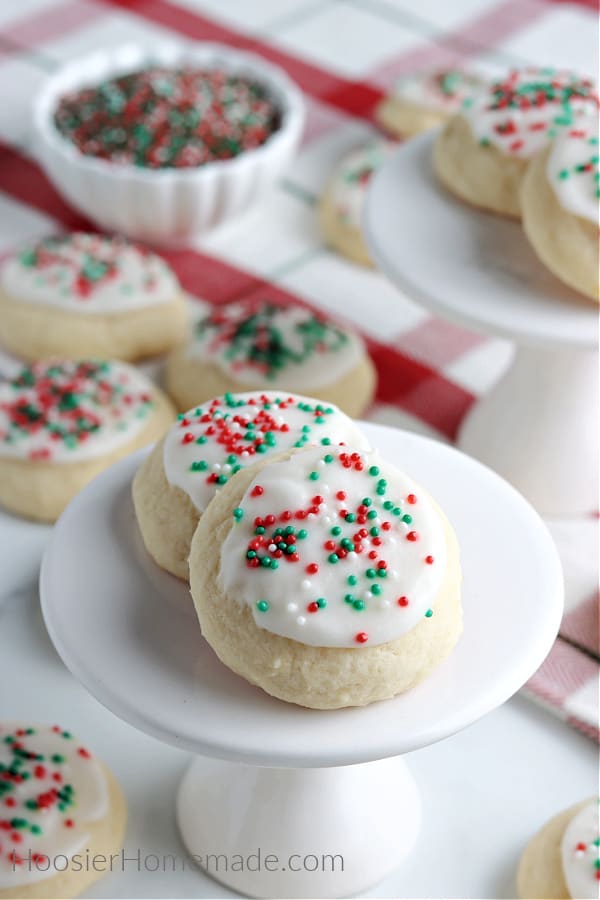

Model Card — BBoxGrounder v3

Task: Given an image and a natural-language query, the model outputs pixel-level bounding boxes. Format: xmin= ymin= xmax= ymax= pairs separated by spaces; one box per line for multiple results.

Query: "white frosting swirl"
xmin=547 ymin=120 xmax=599 ymax=223
xmin=163 ymin=391 xmax=370 ymax=513
xmin=187 ymin=301 xmax=364 ymax=390
xmin=0 ymin=723 xmax=109 ymax=888
xmin=0 ymin=360 xmax=157 ymax=463
xmin=328 ymin=140 xmax=396 ymax=230
xmin=462 ymin=67 xmax=598 ymax=159
xmin=561 ymin=800 xmax=600 ymax=900
xmin=220 ymin=445 xmax=446 ymax=648
xmin=1 ymin=233 xmax=178 ymax=313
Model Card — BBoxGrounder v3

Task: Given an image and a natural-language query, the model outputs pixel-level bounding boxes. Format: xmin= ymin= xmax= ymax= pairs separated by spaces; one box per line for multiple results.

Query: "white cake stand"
xmin=40 ymin=424 xmax=563 ymax=899
xmin=364 ymin=133 xmax=599 ymax=517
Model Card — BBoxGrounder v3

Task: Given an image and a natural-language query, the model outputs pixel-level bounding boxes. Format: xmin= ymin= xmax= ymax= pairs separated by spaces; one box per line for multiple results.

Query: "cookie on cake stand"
xmin=40 ymin=423 xmax=562 ymax=898
xmin=365 ymin=132 xmax=599 ymax=516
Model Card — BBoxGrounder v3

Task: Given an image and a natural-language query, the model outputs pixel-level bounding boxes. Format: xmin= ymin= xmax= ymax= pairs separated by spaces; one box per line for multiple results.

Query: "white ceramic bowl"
xmin=33 ymin=42 xmax=305 ymax=244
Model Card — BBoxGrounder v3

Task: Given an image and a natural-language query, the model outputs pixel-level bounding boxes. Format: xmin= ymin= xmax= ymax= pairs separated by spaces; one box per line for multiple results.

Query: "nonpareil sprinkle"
xmin=53 ymin=66 xmax=282 ymax=169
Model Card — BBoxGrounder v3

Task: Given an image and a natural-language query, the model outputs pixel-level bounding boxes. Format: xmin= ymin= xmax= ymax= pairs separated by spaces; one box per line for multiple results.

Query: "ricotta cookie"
xmin=0 ymin=233 xmax=187 ymax=361
xmin=189 ymin=443 xmax=462 ymax=708
xmin=0 ymin=722 xmax=126 ymax=900
xmin=518 ymin=798 xmax=599 ymax=899
xmin=521 ymin=121 xmax=599 ymax=301
xmin=132 ymin=391 xmax=370 ymax=580
xmin=165 ymin=300 xmax=376 ymax=417
xmin=376 ymin=67 xmax=486 ymax=138
xmin=434 ymin=67 xmax=599 ymax=218
xmin=0 ymin=359 xmax=174 ymax=522
xmin=318 ymin=140 xmax=396 ymax=267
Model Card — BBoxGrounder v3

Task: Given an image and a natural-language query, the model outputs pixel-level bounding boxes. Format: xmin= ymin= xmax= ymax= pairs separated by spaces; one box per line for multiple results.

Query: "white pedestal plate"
xmin=364 ymin=133 xmax=599 ymax=517
xmin=40 ymin=425 xmax=562 ymax=898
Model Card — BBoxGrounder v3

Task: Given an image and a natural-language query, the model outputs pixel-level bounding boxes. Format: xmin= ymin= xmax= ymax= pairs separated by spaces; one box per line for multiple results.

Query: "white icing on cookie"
xmin=163 ymin=392 xmax=370 ymax=514
xmin=0 ymin=723 xmax=109 ymax=888
xmin=560 ymin=800 xmax=600 ymax=900
xmin=391 ymin=68 xmax=485 ymax=113
xmin=1 ymin=233 xmax=178 ymax=313
xmin=328 ymin=140 xmax=396 ymax=229
xmin=187 ymin=301 xmax=365 ymax=390
xmin=547 ymin=120 xmax=599 ymax=223
xmin=220 ymin=445 xmax=447 ymax=648
xmin=462 ymin=67 xmax=598 ymax=159
xmin=0 ymin=360 xmax=157 ymax=463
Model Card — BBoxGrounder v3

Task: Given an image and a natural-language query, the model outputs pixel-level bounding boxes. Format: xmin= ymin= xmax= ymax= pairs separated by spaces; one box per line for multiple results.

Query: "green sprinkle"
xmin=425 ymin=609 xmax=433 ymax=618
xmin=257 ymin=600 xmax=269 ymax=612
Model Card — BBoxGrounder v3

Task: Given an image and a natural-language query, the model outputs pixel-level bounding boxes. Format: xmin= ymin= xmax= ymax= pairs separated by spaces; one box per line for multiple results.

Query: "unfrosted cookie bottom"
xmin=0 ymin=290 xmax=188 ymax=362
xmin=521 ymin=147 xmax=599 ymax=303
xmin=165 ymin=351 xmax=377 ymax=419
xmin=376 ymin=95 xmax=447 ymax=138
xmin=517 ymin=800 xmax=592 ymax=900
xmin=434 ymin=115 xmax=526 ymax=218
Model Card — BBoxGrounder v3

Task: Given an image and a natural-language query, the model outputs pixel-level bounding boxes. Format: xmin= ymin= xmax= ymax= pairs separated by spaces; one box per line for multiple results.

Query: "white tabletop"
xmin=0 ymin=584 xmax=595 ymax=899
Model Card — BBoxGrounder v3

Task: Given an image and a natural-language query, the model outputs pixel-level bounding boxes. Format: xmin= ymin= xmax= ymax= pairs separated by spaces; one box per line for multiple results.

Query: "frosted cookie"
xmin=132 ymin=391 xmax=370 ymax=581
xmin=0 ymin=359 xmax=175 ymax=522
xmin=0 ymin=722 xmax=126 ymax=900
xmin=189 ymin=443 xmax=462 ymax=709
xmin=376 ymin=67 xmax=486 ymax=138
xmin=0 ymin=233 xmax=187 ymax=361
xmin=517 ymin=798 xmax=599 ymax=899
xmin=521 ymin=122 xmax=599 ymax=301
xmin=318 ymin=140 xmax=396 ymax=267
xmin=434 ymin=67 xmax=599 ymax=218
xmin=165 ymin=300 xmax=376 ymax=417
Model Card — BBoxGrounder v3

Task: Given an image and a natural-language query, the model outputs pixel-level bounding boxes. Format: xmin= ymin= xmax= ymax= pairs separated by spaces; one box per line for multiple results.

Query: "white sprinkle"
xmin=365 ymin=591 xmax=373 ymax=600
xmin=222 ymin=464 xmax=232 ymax=474
xmin=301 ymin=580 xmax=312 ymax=591
xmin=268 ymin=543 xmax=277 ymax=553
xmin=212 ymin=463 xmax=221 ymax=472
xmin=272 ymin=658 xmax=282 ymax=670
xmin=297 ymin=616 xmax=306 ymax=626
xmin=287 ymin=602 xmax=298 ymax=613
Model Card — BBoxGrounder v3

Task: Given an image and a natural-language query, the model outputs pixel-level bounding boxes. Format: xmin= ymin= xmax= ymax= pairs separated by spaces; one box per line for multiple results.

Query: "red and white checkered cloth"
xmin=0 ymin=0 xmax=597 ymax=738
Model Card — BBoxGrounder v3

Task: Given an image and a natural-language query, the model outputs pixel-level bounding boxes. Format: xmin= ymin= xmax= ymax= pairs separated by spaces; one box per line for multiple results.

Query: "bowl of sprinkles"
xmin=33 ymin=42 xmax=304 ymax=243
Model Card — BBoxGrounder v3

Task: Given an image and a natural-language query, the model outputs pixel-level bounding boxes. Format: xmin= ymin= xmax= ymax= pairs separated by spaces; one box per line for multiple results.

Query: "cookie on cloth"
xmin=0 ymin=722 xmax=126 ymax=900
xmin=521 ymin=121 xmax=599 ymax=302
xmin=434 ymin=67 xmax=599 ymax=218
xmin=517 ymin=798 xmax=599 ymax=899
xmin=0 ymin=359 xmax=175 ymax=522
xmin=0 ymin=233 xmax=187 ymax=362
xmin=165 ymin=300 xmax=376 ymax=417
xmin=189 ymin=443 xmax=462 ymax=709
xmin=376 ymin=67 xmax=486 ymax=138
xmin=318 ymin=140 xmax=396 ymax=267
xmin=132 ymin=391 xmax=370 ymax=581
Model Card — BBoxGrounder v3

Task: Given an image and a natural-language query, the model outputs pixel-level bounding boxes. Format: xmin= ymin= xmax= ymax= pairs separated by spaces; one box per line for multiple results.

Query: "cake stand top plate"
xmin=364 ymin=132 xmax=598 ymax=350
xmin=41 ymin=424 xmax=563 ymax=768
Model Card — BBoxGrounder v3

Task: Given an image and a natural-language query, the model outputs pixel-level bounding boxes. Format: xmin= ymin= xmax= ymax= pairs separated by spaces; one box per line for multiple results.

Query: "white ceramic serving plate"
xmin=33 ymin=42 xmax=305 ymax=243
xmin=364 ymin=132 xmax=598 ymax=350
xmin=40 ymin=423 xmax=563 ymax=768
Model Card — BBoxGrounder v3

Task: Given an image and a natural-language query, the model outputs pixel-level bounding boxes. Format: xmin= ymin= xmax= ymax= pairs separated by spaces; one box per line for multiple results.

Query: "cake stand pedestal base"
xmin=458 ymin=345 xmax=598 ymax=517
xmin=176 ymin=755 xmax=421 ymax=898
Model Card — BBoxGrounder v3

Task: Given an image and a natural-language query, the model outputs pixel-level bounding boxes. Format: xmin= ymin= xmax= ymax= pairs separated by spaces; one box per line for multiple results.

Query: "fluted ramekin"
xmin=33 ymin=42 xmax=305 ymax=244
